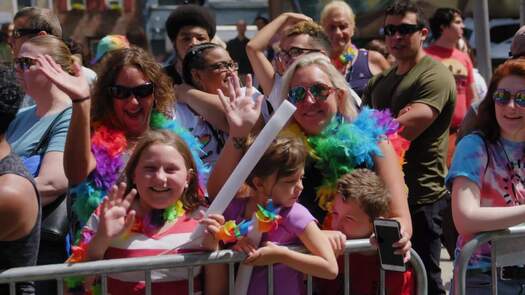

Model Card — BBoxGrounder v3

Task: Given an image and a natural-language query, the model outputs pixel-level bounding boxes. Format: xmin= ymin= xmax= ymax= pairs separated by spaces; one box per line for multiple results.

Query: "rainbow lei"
xmin=333 ymin=44 xmax=359 ymax=71
xmin=215 ymin=200 xmax=282 ymax=243
xmin=282 ymin=107 xmax=410 ymax=211
xmin=71 ymin=111 xmax=208 ymax=227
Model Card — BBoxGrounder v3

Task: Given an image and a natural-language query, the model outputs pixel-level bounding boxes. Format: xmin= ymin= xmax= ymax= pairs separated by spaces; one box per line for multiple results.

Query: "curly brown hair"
xmin=336 ymin=169 xmax=390 ymax=221
xmin=91 ymin=47 xmax=174 ymax=127
xmin=124 ymin=130 xmax=204 ymax=212
xmin=476 ymin=58 xmax=525 ymax=143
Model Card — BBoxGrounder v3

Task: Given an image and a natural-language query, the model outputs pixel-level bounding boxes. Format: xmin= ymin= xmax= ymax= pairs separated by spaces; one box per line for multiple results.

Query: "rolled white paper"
xmin=189 ymin=100 xmax=297 ymax=239
xmin=234 ymin=214 xmax=261 ymax=295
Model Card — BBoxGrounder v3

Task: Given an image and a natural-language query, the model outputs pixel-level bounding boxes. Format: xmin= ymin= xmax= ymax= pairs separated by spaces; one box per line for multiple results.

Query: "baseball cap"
xmin=510 ymin=25 xmax=525 ymax=58
xmin=91 ymin=35 xmax=130 ymax=64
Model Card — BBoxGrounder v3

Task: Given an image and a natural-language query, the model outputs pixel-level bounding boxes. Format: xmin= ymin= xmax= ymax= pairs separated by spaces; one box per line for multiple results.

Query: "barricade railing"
xmin=453 ymin=224 xmax=525 ymax=295
xmin=0 ymin=239 xmax=427 ymax=295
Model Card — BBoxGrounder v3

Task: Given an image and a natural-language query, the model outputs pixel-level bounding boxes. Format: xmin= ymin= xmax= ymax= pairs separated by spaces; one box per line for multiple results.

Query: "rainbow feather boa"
xmin=215 ymin=200 xmax=282 ymax=243
xmin=282 ymin=107 xmax=410 ymax=211
xmin=71 ymin=111 xmax=209 ymax=226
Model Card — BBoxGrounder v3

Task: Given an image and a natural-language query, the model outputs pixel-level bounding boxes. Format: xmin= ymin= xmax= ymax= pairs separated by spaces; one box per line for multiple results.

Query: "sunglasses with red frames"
xmin=288 ymin=83 xmax=337 ymax=105
xmin=15 ymin=57 xmax=36 ymax=71
xmin=493 ymin=89 xmax=525 ymax=108
xmin=109 ymin=83 xmax=154 ymax=100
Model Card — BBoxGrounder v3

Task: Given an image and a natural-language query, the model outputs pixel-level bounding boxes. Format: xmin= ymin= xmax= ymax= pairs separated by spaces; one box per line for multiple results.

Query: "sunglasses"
xmin=109 ymin=83 xmax=154 ymax=100
xmin=493 ymin=89 xmax=525 ymax=108
xmin=277 ymin=47 xmax=322 ymax=61
xmin=13 ymin=28 xmax=42 ymax=39
xmin=206 ymin=61 xmax=239 ymax=72
xmin=15 ymin=57 xmax=36 ymax=71
xmin=288 ymin=83 xmax=336 ymax=105
xmin=383 ymin=24 xmax=423 ymax=37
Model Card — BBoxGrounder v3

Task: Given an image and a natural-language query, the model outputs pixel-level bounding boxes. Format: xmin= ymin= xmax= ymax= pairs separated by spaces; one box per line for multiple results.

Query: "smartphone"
xmin=373 ymin=218 xmax=406 ymax=272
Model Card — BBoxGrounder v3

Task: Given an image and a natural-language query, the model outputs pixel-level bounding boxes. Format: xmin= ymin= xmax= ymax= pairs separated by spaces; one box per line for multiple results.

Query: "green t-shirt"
xmin=363 ymin=56 xmax=456 ymax=205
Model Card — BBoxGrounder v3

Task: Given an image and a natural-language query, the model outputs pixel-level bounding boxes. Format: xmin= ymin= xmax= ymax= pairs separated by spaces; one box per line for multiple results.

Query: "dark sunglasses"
xmin=288 ymin=83 xmax=336 ymax=105
xmin=109 ymin=83 xmax=154 ymax=100
xmin=15 ymin=57 xmax=36 ymax=71
xmin=206 ymin=61 xmax=239 ymax=72
xmin=493 ymin=88 xmax=525 ymax=108
xmin=383 ymin=24 xmax=423 ymax=37
xmin=277 ymin=47 xmax=322 ymax=61
xmin=13 ymin=28 xmax=42 ymax=39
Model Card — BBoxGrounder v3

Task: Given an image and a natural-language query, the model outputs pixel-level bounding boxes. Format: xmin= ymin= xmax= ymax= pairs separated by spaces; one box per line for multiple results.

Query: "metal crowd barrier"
xmin=453 ymin=224 xmax=525 ymax=295
xmin=0 ymin=239 xmax=427 ymax=295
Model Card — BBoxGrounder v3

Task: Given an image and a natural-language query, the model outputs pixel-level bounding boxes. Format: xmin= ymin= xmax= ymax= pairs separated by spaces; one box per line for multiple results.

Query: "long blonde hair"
xmin=280 ymin=53 xmax=358 ymax=121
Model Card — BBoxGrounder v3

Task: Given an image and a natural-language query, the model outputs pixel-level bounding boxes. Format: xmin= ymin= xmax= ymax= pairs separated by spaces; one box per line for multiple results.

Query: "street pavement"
xmin=441 ymin=246 xmax=454 ymax=294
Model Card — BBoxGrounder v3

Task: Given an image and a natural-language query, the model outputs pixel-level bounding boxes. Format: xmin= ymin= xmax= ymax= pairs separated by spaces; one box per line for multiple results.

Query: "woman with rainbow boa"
xmin=208 ymin=52 xmax=412 ymax=260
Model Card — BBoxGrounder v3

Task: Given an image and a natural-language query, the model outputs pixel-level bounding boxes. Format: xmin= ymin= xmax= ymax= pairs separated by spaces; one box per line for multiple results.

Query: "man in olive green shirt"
xmin=362 ymin=1 xmax=456 ymax=294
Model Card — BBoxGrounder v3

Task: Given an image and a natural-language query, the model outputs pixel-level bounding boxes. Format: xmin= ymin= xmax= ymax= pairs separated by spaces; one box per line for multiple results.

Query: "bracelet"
xmin=72 ymin=96 xmax=90 ymax=103
xmin=232 ymin=137 xmax=247 ymax=150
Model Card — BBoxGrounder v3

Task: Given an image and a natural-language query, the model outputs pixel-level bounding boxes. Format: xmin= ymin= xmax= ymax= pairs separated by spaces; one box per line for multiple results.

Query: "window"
xmin=17 ymin=0 xmax=35 ymax=8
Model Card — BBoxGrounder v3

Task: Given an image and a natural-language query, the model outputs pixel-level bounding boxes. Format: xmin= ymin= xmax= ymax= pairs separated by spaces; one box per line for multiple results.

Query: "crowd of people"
xmin=1 ymin=0 xmax=525 ymax=294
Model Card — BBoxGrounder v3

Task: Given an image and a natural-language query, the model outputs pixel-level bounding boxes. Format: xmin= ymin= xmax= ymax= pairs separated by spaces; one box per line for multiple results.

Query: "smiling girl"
xmin=68 ymin=130 xmax=226 ymax=295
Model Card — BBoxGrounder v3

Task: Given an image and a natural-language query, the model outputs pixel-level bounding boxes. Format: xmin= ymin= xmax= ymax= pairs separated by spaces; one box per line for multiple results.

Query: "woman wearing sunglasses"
xmin=208 ymin=52 xmax=412 ymax=261
xmin=179 ymin=42 xmax=267 ymax=172
xmin=6 ymin=35 xmax=73 ymax=286
xmin=320 ymin=1 xmax=390 ymax=98
xmin=448 ymin=59 xmax=525 ymax=294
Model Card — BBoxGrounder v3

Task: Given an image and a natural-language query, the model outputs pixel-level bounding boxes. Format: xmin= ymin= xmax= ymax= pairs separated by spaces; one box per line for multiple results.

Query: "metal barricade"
xmin=453 ymin=224 xmax=525 ymax=295
xmin=0 ymin=239 xmax=427 ymax=295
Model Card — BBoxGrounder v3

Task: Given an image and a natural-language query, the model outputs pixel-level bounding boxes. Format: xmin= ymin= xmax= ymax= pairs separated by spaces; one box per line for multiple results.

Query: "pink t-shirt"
xmin=425 ymin=45 xmax=475 ymax=129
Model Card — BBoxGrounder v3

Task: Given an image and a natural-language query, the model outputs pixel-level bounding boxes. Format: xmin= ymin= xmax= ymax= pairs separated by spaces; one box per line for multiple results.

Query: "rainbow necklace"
xmin=333 ymin=44 xmax=359 ymax=71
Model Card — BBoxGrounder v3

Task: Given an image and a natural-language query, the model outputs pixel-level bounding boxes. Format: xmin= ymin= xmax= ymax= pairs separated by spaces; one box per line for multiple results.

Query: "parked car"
xmin=464 ymin=17 xmax=520 ymax=64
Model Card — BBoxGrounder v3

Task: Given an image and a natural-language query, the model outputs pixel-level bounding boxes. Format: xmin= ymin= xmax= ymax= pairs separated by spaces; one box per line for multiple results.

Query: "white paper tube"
xmin=189 ymin=100 xmax=296 ymax=239
xmin=234 ymin=214 xmax=261 ymax=295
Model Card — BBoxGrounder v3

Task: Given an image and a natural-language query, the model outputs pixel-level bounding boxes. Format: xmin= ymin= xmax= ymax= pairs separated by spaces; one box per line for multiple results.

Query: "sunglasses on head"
xmin=13 ymin=28 xmax=42 ymax=39
xmin=109 ymin=83 xmax=154 ymax=100
xmin=383 ymin=24 xmax=423 ymax=37
xmin=493 ymin=88 xmax=525 ymax=108
xmin=288 ymin=83 xmax=336 ymax=105
xmin=15 ymin=57 xmax=36 ymax=71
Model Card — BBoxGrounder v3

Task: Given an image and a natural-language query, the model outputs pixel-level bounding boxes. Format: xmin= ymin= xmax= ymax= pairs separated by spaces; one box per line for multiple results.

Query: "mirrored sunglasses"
xmin=288 ymin=83 xmax=336 ymax=105
xmin=493 ymin=89 xmax=525 ymax=108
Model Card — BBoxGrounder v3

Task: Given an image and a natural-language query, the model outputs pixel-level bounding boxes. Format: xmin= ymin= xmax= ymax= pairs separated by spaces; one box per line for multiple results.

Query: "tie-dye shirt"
xmin=446 ymin=133 xmax=525 ymax=269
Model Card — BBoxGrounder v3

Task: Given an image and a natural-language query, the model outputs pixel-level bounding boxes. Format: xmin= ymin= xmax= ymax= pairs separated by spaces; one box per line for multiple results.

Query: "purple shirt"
xmin=224 ymin=198 xmax=316 ymax=295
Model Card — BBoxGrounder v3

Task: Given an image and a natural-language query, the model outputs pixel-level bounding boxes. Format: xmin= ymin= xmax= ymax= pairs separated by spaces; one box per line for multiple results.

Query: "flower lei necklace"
xmin=215 ymin=200 xmax=282 ymax=243
xmin=333 ymin=44 xmax=359 ymax=71
xmin=281 ymin=107 xmax=410 ymax=212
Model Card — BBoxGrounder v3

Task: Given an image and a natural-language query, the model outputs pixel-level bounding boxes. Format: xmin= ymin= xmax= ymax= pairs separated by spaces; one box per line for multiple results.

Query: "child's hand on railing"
xmin=243 ymin=241 xmax=286 ymax=266
xmin=322 ymin=230 xmax=347 ymax=257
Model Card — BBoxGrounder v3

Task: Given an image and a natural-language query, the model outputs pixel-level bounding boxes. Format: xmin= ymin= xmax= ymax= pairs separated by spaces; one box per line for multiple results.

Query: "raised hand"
xmin=97 ymin=182 xmax=137 ymax=240
xmin=218 ymin=74 xmax=263 ymax=138
xmin=34 ymin=54 xmax=90 ymax=101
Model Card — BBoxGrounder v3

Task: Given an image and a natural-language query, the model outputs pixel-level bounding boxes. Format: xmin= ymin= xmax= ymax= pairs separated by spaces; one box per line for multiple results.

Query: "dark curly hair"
xmin=91 ymin=47 xmax=174 ymax=127
xmin=165 ymin=5 xmax=216 ymax=43
xmin=0 ymin=65 xmax=24 ymax=135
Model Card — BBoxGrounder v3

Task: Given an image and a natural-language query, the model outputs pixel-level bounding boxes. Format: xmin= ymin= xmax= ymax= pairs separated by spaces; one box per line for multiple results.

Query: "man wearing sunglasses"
xmin=363 ymin=1 xmax=456 ymax=294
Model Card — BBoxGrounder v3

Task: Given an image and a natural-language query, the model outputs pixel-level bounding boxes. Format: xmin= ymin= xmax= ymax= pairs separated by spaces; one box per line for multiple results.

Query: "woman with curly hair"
xmin=37 ymin=46 xmax=207 ymax=229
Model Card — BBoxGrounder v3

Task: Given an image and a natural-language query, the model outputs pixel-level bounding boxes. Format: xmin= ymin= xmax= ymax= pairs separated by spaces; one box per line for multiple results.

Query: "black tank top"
xmin=0 ymin=153 xmax=40 ymax=295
